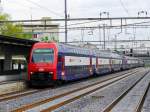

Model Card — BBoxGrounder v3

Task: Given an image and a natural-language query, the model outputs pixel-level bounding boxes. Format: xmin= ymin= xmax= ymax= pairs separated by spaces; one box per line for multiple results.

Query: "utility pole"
xmin=114 ymin=35 xmax=117 ymax=50
xmin=103 ymin=24 xmax=106 ymax=50
xmin=64 ymin=0 xmax=68 ymax=43
xmin=98 ymin=25 xmax=101 ymax=47
xmin=30 ymin=7 xmax=34 ymax=33
xmin=81 ymin=29 xmax=84 ymax=42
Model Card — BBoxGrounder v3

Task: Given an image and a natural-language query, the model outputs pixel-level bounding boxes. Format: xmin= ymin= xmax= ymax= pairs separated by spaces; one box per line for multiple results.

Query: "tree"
xmin=0 ymin=13 xmax=10 ymax=21
xmin=0 ymin=12 xmax=32 ymax=39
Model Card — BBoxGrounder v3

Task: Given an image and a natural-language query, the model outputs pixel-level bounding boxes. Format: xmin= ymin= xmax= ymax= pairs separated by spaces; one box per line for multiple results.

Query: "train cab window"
xmin=32 ymin=48 xmax=54 ymax=63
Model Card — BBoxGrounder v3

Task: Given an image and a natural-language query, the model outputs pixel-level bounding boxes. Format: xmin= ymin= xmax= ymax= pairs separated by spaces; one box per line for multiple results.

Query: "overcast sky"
xmin=1 ymin=0 xmax=150 ymax=48
xmin=1 ymin=0 xmax=150 ymax=20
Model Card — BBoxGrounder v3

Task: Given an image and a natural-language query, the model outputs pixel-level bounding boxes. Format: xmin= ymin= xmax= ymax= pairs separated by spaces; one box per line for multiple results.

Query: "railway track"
xmin=48 ymin=68 xmax=150 ymax=112
xmin=102 ymin=72 xmax=150 ymax=112
xmin=0 ymin=89 xmax=39 ymax=102
xmin=11 ymin=68 xmax=143 ymax=112
xmin=0 ymin=69 xmax=137 ymax=102
xmin=0 ymin=80 xmax=27 ymax=96
xmin=0 ymin=80 xmax=22 ymax=85
xmin=141 ymin=81 xmax=150 ymax=112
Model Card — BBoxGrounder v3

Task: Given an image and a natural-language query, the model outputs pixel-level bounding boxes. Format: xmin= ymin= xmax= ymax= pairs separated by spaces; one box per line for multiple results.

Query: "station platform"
xmin=0 ymin=72 xmax=27 ymax=83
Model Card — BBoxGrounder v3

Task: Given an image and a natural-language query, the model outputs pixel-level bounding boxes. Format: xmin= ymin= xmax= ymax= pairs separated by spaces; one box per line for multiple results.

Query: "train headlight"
xmin=90 ymin=69 xmax=92 ymax=72
xmin=49 ymin=72 xmax=53 ymax=74
xmin=89 ymin=69 xmax=93 ymax=75
xmin=30 ymin=72 xmax=34 ymax=75
xmin=61 ymin=71 xmax=65 ymax=80
xmin=61 ymin=71 xmax=65 ymax=76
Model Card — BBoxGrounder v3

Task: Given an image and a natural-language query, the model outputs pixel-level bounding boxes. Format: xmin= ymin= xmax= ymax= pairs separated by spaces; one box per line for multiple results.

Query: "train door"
xmin=109 ymin=59 xmax=112 ymax=72
xmin=89 ymin=57 xmax=93 ymax=75
xmin=96 ymin=57 xmax=98 ymax=74
xmin=57 ymin=55 xmax=65 ymax=80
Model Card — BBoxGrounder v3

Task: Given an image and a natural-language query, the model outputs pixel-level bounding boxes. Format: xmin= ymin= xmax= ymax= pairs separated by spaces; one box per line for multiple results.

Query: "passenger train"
xmin=28 ymin=42 xmax=144 ymax=86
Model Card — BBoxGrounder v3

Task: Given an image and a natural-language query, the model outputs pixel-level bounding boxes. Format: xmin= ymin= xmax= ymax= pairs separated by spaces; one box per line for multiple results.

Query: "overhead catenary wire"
xmin=1 ymin=20 xmax=149 ymax=38
xmin=25 ymin=0 xmax=63 ymax=18
xmin=65 ymin=20 xmax=101 ymax=27
xmin=119 ymin=0 xmax=130 ymax=16
xmin=1 ymin=17 xmax=150 ymax=33
xmin=0 ymin=19 xmax=147 ymax=38
xmin=21 ymin=20 xmax=150 ymax=30
xmin=1 ymin=17 xmax=150 ymax=22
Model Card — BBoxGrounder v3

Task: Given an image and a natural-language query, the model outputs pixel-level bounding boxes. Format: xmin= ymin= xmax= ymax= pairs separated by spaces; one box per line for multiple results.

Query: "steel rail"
xmin=135 ymin=82 xmax=150 ymax=112
xmin=0 ymin=80 xmax=23 ymax=85
xmin=12 ymin=70 xmax=140 ymax=112
xmin=102 ymin=71 xmax=150 ymax=112
xmin=41 ymin=70 xmax=145 ymax=112
xmin=0 ymin=89 xmax=39 ymax=102
xmin=0 ymin=69 xmax=135 ymax=102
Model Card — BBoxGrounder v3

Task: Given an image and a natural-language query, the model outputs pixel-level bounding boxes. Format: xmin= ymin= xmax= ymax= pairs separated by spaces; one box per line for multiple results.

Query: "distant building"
xmin=23 ymin=17 xmax=59 ymax=42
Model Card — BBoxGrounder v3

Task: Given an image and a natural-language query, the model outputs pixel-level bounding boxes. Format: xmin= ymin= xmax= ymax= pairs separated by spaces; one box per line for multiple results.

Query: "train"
xmin=27 ymin=42 xmax=144 ymax=86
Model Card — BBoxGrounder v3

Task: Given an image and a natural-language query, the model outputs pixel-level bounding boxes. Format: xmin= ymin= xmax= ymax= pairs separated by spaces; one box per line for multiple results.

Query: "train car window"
xmin=78 ymin=49 xmax=80 ymax=54
xmin=85 ymin=50 xmax=87 ymax=55
xmin=84 ymin=50 xmax=86 ymax=55
xmin=82 ymin=50 xmax=84 ymax=55
xmin=73 ymin=49 xmax=75 ymax=54
xmin=76 ymin=49 xmax=77 ymax=54
xmin=76 ymin=49 xmax=78 ymax=54
xmin=75 ymin=49 xmax=77 ymax=54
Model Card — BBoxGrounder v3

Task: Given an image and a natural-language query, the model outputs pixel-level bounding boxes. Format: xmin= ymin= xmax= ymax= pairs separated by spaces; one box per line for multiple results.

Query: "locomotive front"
xmin=28 ymin=42 xmax=58 ymax=86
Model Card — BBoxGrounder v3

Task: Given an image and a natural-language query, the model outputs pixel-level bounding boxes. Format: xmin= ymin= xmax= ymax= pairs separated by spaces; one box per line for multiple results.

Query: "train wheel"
xmin=111 ymin=69 xmax=114 ymax=73
xmin=120 ymin=67 xmax=123 ymax=71
xmin=56 ymin=80 xmax=63 ymax=86
xmin=26 ymin=80 xmax=33 ymax=88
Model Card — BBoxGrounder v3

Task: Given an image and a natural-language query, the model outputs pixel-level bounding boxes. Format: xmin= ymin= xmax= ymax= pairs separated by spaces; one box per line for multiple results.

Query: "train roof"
xmin=32 ymin=42 xmax=130 ymax=59
xmin=57 ymin=43 xmax=122 ymax=59
xmin=58 ymin=43 xmax=91 ymax=56
xmin=124 ymin=56 xmax=141 ymax=60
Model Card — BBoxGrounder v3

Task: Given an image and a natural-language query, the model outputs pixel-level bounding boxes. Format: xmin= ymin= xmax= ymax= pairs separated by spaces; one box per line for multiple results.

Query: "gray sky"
xmin=1 ymin=0 xmax=150 ymax=19
xmin=1 ymin=0 xmax=150 ymax=49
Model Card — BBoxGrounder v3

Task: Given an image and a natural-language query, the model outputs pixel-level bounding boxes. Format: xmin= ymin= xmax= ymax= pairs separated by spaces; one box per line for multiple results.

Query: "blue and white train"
xmin=28 ymin=42 xmax=144 ymax=85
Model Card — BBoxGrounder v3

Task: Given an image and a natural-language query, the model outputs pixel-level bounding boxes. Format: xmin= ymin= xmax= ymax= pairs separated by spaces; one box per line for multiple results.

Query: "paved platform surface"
xmin=0 ymin=72 xmax=27 ymax=83
xmin=0 ymin=81 xmax=26 ymax=95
